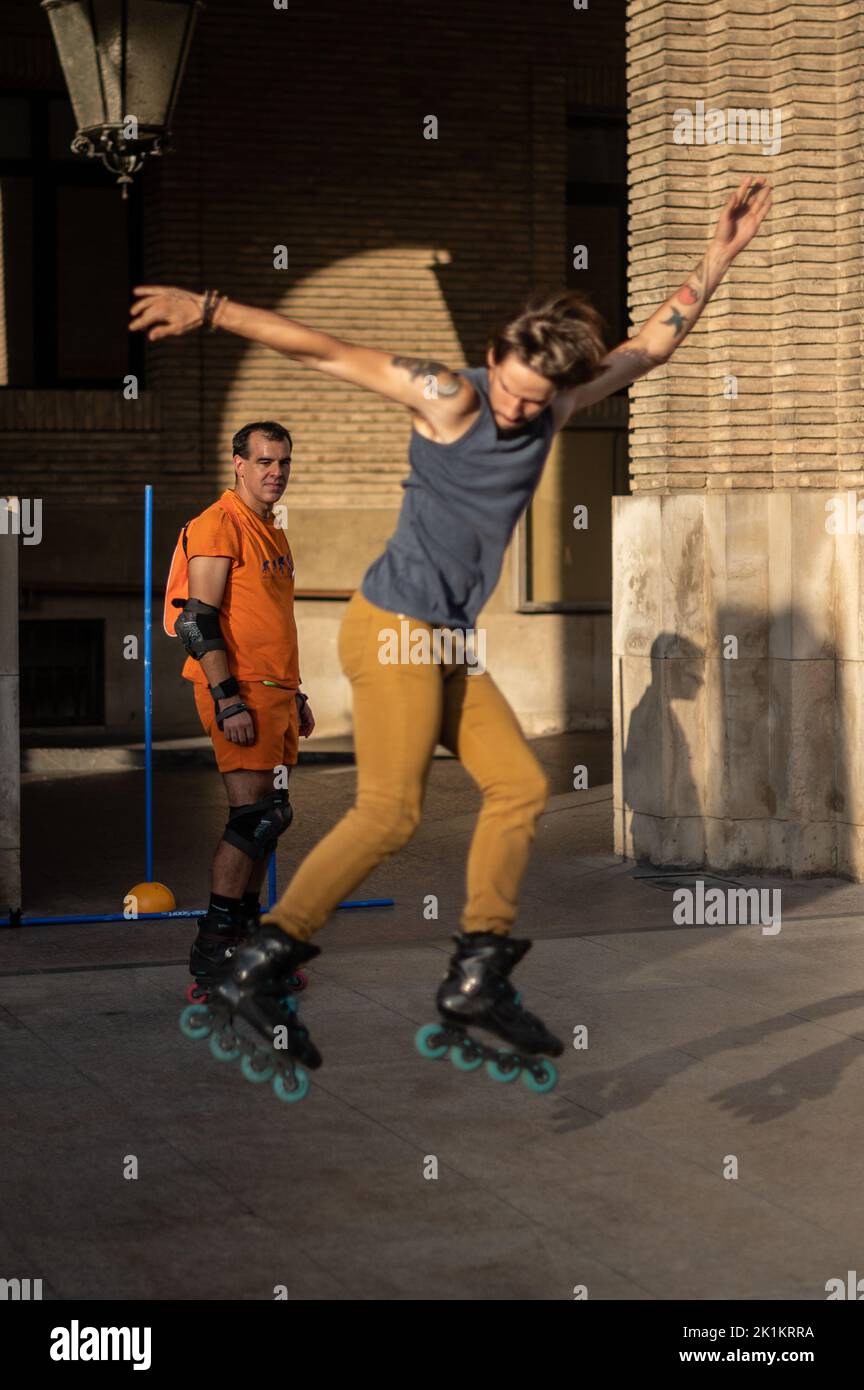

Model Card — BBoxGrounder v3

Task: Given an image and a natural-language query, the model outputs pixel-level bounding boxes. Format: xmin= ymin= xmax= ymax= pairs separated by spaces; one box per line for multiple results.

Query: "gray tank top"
xmin=361 ymin=365 xmax=556 ymax=629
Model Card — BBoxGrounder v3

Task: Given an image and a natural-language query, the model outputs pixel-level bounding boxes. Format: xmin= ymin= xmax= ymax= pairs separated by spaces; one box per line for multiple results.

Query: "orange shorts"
xmin=192 ymin=679 xmax=300 ymax=773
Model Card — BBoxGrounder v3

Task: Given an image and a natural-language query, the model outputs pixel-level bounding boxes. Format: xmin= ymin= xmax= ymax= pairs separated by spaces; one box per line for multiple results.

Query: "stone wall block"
xmin=767 ymin=492 xmax=793 ymax=660
xmin=619 ymin=655 xmax=663 ymax=818
xmin=830 ymin=509 xmax=861 ymax=663
xmin=785 ymin=659 xmax=837 ymax=823
xmin=721 ymin=657 xmax=772 ymax=820
xmin=835 ymin=658 xmax=864 ymax=825
xmin=612 ymin=495 xmax=664 ymax=658
xmin=659 ymin=494 xmax=707 ymax=655
xmin=661 ymin=652 xmax=704 ymax=818
xmin=789 ymin=493 xmax=837 ymax=659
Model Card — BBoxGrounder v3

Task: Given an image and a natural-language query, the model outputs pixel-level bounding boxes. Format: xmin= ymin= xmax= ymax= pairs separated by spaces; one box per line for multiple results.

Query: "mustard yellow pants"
xmin=263 ymin=591 xmax=549 ymax=941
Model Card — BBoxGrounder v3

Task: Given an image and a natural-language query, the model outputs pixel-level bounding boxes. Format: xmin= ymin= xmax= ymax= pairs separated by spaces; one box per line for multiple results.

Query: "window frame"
xmin=19 ymin=615 xmax=106 ymax=729
xmin=514 ymin=402 xmax=629 ymax=616
xmin=0 ymin=87 xmax=145 ymax=390
xmin=515 ymin=102 xmax=630 ymax=616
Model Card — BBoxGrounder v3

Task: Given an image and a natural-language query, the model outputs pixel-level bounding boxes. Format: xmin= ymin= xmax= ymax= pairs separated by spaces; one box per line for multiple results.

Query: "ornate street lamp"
xmin=41 ymin=0 xmax=203 ymax=196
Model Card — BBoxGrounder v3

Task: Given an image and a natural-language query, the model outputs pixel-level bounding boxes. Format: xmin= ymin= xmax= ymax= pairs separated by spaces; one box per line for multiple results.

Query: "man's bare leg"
xmin=187 ymin=769 xmax=291 ymax=996
xmin=211 ymin=769 xmax=281 ymax=897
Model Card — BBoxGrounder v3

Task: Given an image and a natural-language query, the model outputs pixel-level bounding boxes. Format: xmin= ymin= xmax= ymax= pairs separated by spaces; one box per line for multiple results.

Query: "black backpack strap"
xmin=169 ymin=523 xmax=193 ymax=610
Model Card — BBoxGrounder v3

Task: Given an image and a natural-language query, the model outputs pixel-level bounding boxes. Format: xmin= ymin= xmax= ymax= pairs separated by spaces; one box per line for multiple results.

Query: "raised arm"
xmin=129 ymin=288 xmax=471 ymax=422
xmin=553 ymin=175 xmax=773 ymax=426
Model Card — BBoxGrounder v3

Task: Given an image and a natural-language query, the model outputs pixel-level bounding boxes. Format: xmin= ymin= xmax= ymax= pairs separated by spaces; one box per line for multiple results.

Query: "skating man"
xmin=165 ymin=422 xmax=315 ymax=1000
xmin=135 ymin=176 xmax=771 ymax=1092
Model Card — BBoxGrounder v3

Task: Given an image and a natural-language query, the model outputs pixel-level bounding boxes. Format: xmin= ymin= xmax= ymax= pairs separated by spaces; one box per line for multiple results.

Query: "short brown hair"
xmin=232 ymin=421 xmax=292 ymax=460
xmin=489 ymin=291 xmax=608 ymax=390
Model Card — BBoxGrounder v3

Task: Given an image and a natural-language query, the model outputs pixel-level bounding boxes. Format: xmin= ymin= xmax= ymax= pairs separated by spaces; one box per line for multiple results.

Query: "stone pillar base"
xmin=613 ymin=492 xmax=864 ymax=880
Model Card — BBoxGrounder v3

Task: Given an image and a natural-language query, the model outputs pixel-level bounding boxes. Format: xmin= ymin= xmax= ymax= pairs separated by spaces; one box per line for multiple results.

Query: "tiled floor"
xmin=3 ymin=734 xmax=864 ymax=1299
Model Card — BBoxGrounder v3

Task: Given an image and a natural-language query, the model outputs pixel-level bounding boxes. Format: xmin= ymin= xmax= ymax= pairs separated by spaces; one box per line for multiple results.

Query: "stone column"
xmin=616 ymin=1 xmax=864 ymax=876
xmin=0 ymin=499 xmax=21 ymax=912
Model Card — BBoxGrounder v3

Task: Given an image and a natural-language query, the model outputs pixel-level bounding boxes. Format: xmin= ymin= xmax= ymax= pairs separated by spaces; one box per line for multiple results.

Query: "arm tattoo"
xmin=663 ymin=308 xmax=686 ymax=336
xmin=674 ymin=253 xmax=706 ymax=307
xmin=391 ymin=355 xmax=461 ymax=396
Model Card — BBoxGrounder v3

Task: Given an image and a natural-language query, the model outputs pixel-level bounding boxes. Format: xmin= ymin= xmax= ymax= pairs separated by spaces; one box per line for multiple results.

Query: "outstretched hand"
xmin=129 ymin=285 xmax=204 ymax=341
xmin=710 ymin=176 xmax=773 ymax=261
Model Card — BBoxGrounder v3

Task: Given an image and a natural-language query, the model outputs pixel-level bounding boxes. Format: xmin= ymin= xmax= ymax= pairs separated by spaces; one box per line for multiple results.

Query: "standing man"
xmin=167 ymin=422 xmax=315 ymax=999
xmin=136 ymin=176 xmax=771 ymax=1086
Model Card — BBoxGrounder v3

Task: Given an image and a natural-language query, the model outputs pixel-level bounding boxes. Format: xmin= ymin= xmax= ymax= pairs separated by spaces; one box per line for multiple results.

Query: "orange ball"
xmin=124 ymin=882 xmax=177 ymax=916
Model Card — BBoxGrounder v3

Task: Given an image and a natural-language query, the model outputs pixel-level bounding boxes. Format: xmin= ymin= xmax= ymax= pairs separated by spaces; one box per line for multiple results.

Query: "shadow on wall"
xmin=622 ymin=633 xmax=703 ymax=864
xmin=186 ymin=0 xmax=557 ymax=484
xmin=198 ymin=251 xmax=526 ymax=488
xmin=621 ymin=610 xmax=844 ymax=877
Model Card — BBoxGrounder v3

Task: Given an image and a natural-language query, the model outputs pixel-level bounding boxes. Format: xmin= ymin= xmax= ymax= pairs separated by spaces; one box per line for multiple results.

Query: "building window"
xmin=521 ymin=105 xmax=629 ymax=613
xmin=20 ymin=618 xmax=105 ymax=728
xmin=0 ymin=91 xmax=143 ymax=389
xmin=566 ymin=109 xmax=628 ymax=344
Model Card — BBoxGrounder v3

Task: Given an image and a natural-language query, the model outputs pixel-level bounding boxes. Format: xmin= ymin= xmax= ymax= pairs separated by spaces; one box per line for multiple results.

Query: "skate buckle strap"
xmin=453 ymin=932 xmax=532 ymax=973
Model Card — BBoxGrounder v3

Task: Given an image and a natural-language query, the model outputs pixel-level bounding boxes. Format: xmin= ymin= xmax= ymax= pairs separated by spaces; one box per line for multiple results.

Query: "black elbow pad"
xmin=174 ymin=598 xmax=226 ymax=659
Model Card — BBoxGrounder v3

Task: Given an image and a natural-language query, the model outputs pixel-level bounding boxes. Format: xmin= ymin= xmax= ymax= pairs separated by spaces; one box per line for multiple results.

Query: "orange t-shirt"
xmin=182 ymin=489 xmax=300 ymax=687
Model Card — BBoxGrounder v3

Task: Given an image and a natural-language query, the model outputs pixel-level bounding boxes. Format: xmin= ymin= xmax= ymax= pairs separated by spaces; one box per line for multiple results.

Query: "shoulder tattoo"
xmin=391 ymin=355 xmax=462 ymax=397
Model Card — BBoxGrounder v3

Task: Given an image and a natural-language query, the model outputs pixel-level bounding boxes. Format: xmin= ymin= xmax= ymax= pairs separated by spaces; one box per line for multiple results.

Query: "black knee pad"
xmin=223 ymin=792 xmax=293 ymax=860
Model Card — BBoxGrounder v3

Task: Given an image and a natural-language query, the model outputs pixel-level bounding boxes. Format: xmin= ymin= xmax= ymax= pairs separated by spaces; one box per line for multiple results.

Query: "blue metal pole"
xmin=0 ymin=900 xmax=395 ymax=928
xmin=144 ymin=484 xmax=154 ymax=883
xmin=7 ymin=484 xmax=397 ymax=932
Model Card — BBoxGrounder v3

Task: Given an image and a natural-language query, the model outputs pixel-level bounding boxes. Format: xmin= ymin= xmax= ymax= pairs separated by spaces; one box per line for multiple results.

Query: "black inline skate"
xmin=415 ymin=932 xmax=563 ymax=1093
xmin=180 ymin=925 xmax=321 ymax=1104
xmin=184 ymin=902 xmax=310 ymax=1006
xmin=241 ymin=901 xmax=310 ymax=994
xmin=184 ymin=910 xmax=243 ymax=1005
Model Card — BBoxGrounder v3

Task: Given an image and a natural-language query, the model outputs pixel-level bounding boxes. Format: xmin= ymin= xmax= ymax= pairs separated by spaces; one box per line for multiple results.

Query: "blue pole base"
xmin=0 ymin=899 xmax=395 ymax=928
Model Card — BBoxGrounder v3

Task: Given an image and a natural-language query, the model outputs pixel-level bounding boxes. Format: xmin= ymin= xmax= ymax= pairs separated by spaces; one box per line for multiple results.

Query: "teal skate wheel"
xmin=522 ymin=1061 xmax=558 ymax=1094
xmin=179 ymin=1004 xmax=212 ymax=1041
xmin=209 ymin=1030 xmax=241 ymax=1063
xmin=486 ymin=1055 xmax=520 ymax=1083
xmin=278 ymin=994 xmax=299 ymax=1014
xmin=450 ymin=1041 xmax=483 ymax=1071
xmin=415 ymin=1023 xmax=449 ymax=1060
xmin=240 ymin=1053 xmax=275 ymax=1084
xmin=273 ymin=1068 xmax=309 ymax=1103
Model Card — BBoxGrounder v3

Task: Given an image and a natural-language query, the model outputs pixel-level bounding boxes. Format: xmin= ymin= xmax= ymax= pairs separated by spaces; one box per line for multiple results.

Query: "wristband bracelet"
xmin=202 ymin=288 xmax=224 ymax=331
xmin=215 ymin=699 xmax=249 ymax=730
xmin=210 ymin=676 xmax=239 ymax=704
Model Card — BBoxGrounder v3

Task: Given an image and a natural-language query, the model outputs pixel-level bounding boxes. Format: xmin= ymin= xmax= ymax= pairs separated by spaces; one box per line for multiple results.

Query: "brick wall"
xmin=1 ymin=0 xmax=626 ymax=738
xmin=2 ymin=0 xmax=626 ymax=519
xmin=627 ymin=0 xmax=864 ymax=492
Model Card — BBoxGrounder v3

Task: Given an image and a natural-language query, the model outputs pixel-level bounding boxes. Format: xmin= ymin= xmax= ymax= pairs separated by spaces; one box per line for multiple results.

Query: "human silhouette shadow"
xmin=550 ymin=989 xmax=864 ymax=1132
xmin=621 ymin=633 xmax=703 ymax=865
